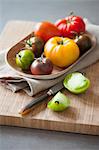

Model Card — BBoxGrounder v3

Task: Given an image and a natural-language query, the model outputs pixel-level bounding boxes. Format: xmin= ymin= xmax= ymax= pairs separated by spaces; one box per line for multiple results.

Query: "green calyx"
xmin=26 ymin=39 xmax=32 ymax=47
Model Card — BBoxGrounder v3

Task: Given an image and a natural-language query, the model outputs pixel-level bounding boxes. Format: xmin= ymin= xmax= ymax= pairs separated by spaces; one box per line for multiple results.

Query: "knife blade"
xmin=19 ymin=82 xmax=64 ymax=115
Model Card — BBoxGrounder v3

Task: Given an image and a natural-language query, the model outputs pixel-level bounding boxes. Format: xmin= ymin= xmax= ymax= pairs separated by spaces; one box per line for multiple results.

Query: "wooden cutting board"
xmin=0 ymin=21 xmax=99 ymax=135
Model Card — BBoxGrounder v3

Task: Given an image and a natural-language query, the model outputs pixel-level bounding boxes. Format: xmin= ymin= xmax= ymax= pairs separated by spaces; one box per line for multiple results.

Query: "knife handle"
xmin=19 ymin=93 xmax=48 ymax=115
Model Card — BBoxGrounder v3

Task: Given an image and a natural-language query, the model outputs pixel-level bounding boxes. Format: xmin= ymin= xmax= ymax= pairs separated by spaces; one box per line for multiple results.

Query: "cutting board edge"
xmin=0 ymin=115 xmax=99 ymax=135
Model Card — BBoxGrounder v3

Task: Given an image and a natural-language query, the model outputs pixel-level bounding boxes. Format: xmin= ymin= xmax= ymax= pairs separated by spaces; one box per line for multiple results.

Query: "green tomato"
xmin=63 ymin=72 xmax=90 ymax=94
xmin=47 ymin=92 xmax=70 ymax=112
xmin=16 ymin=49 xmax=34 ymax=70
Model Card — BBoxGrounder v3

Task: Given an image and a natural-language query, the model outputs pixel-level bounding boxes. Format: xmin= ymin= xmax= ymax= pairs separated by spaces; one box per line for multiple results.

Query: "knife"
xmin=19 ymin=82 xmax=64 ymax=115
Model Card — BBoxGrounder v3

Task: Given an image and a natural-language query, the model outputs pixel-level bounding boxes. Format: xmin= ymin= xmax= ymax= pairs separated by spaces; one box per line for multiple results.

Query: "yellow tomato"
xmin=44 ymin=36 xmax=80 ymax=67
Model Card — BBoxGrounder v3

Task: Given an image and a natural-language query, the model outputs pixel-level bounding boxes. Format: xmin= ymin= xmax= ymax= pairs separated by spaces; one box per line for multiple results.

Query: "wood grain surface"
xmin=0 ymin=21 xmax=99 ymax=135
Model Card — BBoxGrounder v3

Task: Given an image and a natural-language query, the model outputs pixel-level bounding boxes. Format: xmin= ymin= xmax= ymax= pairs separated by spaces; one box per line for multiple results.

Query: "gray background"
xmin=0 ymin=0 xmax=99 ymax=150
xmin=0 ymin=0 xmax=99 ymax=32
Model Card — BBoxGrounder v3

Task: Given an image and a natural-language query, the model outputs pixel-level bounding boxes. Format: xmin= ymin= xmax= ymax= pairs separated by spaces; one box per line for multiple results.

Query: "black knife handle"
xmin=19 ymin=93 xmax=48 ymax=115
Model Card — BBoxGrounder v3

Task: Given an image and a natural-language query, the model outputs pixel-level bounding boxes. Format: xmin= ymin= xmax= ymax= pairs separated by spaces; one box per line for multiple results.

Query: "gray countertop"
xmin=0 ymin=126 xmax=99 ymax=150
xmin=0 ymin=0 xmax=99 ymax=150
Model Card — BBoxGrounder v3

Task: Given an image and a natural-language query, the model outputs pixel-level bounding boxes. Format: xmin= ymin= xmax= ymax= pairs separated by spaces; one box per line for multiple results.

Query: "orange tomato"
xmin=34 ymin=22 xmax=61 ymax=42
xmin=44 ymin=37 xmax=80 ymax=67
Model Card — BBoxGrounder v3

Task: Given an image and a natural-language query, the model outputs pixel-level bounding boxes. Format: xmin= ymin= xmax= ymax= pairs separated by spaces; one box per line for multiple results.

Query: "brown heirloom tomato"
xmin=74 ymin=33 xmax=92 ymax=55
xmin=26 ymin=36 xmax=44 ymax=58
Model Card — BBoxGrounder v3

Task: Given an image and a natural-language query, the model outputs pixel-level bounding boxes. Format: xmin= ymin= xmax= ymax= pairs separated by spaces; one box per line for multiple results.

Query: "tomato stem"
xmin=66 ymin=20 xmax=70 ymax=24
xmin=57 ymin=40 xmax=63 ymax=45
xmin=70 ymin=31 xmax=79 ymax=39
xmin=69 ymin=11 xmax=74 ymax=16
xmin=41 ymin=52 xmax=45 ymax=59
xmin=71 ymin=31 xmax=84 ymax=39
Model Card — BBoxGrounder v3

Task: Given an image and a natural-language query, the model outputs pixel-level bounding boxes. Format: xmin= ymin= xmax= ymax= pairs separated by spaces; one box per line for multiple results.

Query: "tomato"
xmin=55 ymin=15 xmax=85 ymax=38
xmin=34 ymin=21 xmax=61 ymax=42
xmin=26 ymin=36 xmax=44 ymax=57
xmin=63 ymin=72 xmax=90 ymax=94
xmin=44 ymin=37 xmax=80 ymax=68
xmin=74 ymin=33 xmax=92 ymax=55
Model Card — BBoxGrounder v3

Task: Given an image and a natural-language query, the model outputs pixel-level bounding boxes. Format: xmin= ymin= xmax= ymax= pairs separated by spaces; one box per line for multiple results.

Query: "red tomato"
xmin=55 ymin=15 xmax=85 ymax=38
xmin=34 ymin=21 xmax=61 ymax=42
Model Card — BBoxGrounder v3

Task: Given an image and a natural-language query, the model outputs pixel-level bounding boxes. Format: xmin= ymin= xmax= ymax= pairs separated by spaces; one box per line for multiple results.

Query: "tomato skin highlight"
xmin=55 ymin=15 xmax=85 ymax=38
